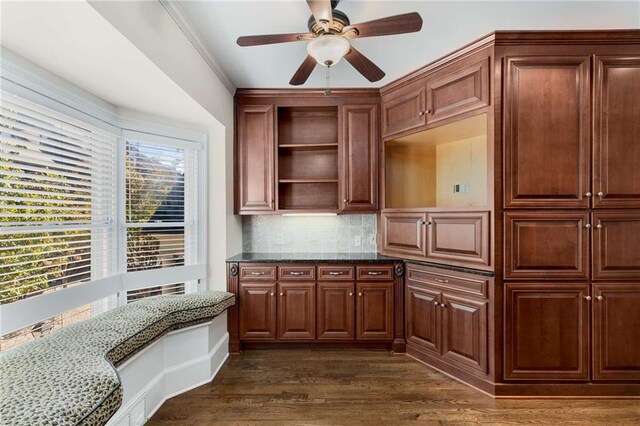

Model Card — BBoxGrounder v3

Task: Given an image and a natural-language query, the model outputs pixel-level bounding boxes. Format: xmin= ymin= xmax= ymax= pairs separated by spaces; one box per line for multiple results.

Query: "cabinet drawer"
xmin=239 ymin=265 xmax=277 ymax=281
xmin=406 ymin=263 xmax=488 ymax=298
xmin=356 ymin=265 xmax=394 ymax=281
xmin=279 ymin=265 xmax=316 ymax=281
xmin=317 ymin=265 xmax=355 ymax=281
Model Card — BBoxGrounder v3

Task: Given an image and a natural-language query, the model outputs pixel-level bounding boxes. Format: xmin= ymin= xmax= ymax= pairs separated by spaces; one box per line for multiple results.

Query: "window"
xmin=0 ymin=96 xmax=117 ymax=305
xmin=126 ymin=282 xmax=185 ymax=303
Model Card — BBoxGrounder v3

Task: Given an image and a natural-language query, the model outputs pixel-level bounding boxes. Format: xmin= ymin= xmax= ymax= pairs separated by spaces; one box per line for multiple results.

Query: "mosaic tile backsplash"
xmin=242 ymin=214 xmax=377 ymax=253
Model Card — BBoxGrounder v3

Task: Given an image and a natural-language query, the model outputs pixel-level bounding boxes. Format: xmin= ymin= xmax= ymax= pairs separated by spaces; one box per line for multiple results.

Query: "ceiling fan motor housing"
xmin=307 ymin=9 xmax=350 ymax=35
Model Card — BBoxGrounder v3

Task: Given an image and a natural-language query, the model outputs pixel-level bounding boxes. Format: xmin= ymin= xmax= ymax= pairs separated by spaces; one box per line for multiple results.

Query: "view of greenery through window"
xmin=0 ymin=107 xmax=188 ymax=348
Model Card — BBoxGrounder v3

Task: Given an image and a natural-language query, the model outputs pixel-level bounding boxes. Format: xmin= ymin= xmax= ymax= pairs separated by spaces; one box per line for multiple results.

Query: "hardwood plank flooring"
xmin=148 ymin=350 xmax=640 ymax=425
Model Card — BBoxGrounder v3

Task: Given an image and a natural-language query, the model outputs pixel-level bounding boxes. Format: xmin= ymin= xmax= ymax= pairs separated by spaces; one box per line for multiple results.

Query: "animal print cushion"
xmin=0 ymin=291 xmax=235 ymax=426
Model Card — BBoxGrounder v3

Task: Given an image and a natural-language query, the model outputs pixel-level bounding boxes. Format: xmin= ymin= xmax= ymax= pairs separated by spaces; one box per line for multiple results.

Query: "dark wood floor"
xmin=149 ymin=349 xmax=640 ymax=425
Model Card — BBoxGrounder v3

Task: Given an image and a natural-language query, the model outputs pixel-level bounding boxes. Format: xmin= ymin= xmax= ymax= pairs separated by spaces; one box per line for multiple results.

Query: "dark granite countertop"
xmin=225 ymin=253 xmax=495 ymax=277
xmin=226 ymin=252 xmax=400 ymax=263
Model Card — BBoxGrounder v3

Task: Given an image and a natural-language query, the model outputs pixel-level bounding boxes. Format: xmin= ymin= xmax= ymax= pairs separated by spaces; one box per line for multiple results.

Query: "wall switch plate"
xmin=453 ymin=184 xmax=461 ymax=193
xmin=462 ymin=181 xmax=470 ymax=193
xmin=354 ymin=236 xmax=361 ymax=247
xmin=276 ymin=234 xmax=284 ymax=245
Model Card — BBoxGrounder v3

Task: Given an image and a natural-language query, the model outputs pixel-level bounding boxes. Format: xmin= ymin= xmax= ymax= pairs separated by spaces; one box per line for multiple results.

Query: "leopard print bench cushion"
xmin=0 ymin=291 xmax=235 ymax=426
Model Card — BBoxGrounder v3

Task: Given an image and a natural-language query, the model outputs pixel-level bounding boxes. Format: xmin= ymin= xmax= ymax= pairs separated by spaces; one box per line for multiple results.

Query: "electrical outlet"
xmin=354 ymin=236 xmax=362 ymax=247
xmin=369 ymin=233 xmax=376 ymax=245
xmin=453 ymin=184 xmax=461 ymax=193
xmin=276 ymin=234 xmax=284 ymax=245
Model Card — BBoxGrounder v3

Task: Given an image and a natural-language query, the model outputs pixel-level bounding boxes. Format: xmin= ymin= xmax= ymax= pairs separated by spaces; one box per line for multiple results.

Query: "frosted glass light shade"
xmin=307 ymin=35 xmax=350 ymax=67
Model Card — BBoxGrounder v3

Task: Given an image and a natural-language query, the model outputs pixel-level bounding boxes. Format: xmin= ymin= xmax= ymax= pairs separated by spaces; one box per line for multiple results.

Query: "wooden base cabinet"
xmin=406 ymin=263 xmax=490 ymax=377
xmin=593 ymin=284 xmax=640 ymax=381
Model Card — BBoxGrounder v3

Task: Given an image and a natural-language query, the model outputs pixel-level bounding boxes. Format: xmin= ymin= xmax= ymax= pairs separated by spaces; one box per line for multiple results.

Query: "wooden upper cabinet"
xmin=340 ymin=104 xmax=378 ymax=211
xmin=593 ymin=56 xmax=640 ymax=208
xmin=356 ymin=282 xmax=394 ymax=340
xmin=592 ymin=211 xmax=640 ymax=280
xmin=426 ymin=56 xmax=490 ymax=125
xmin=381 ymin=211 xmax=427 ymax=258
xmin=381 ymin=79 xmax=426 ymax=138
xmin=236 ymin=104 xmax=275 ymax=213
xmin=277 ymin=282 xmax=316 ymax=340
xmin=504 ymin=283 xmax=590 ymax=381
xmin=504 ymin=56 xmax=591 ymax=208
xmin=504 ymin=211 xmax=590 ymax=280
xmin=592 ymin=284 xmax=640 ymax=381
xmin=239 ymin=282 xmax=277 ymax=340
xmin=426 ymin=211 xmax=490 ymax=269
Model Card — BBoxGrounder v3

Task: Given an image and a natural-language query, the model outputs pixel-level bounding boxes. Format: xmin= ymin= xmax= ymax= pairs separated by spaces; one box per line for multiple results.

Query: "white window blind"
xmin=126 ymin=282 xmax=185 ymax=303
xmin=125 ymin=140 xmax=198 ymax=273
xmin=0 ymin=96 xmax=117 ymax=304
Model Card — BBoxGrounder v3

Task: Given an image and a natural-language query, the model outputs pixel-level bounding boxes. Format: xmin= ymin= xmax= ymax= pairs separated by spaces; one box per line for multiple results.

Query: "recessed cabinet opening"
xmin=277 ymin=106 xmax=339 ymax=211
xmin=384 ymin=113 xmax=488 ymax=209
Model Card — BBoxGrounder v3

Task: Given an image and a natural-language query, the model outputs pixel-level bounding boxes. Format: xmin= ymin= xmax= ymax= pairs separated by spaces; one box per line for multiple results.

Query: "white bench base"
xmin=107 ymin=311 xmax=228 ymax=426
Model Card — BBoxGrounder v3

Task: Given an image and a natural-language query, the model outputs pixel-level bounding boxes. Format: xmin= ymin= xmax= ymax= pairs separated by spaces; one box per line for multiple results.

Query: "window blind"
xmin=0 ymin=96 xmax=117 ymax=304
xmin=125 ymin=140 xmax=197 ymax=273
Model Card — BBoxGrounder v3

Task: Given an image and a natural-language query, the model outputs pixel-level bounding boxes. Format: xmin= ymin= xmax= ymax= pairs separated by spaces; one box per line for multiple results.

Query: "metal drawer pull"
xmin=250 ymin=272 xmax=265 ymax=276
xmin=434 ymin=278 xmax=449 ymax=283
xmin=289 ymin=271 xmax=305 ymax=275
xmin=328 ymin=271 xmax=344 ymax=275
xmin=367 ymin=271 xmax=383 ymax=276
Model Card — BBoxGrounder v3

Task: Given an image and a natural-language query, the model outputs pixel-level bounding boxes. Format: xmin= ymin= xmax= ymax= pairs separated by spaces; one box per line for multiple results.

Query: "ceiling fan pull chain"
xmin=324 ymin=64 xmax=332 ymax=96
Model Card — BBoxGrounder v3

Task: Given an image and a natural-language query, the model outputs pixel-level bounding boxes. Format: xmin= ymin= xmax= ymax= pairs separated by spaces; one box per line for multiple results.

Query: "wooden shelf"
xmin=279 ymin=179 xmax=338 ymax=184
xmin=278 ymin=143 xmax=338 ymax=150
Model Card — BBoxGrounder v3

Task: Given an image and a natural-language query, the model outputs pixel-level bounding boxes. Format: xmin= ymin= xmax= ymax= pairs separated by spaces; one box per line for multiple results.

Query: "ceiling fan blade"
xmin=344 ymin=47 xmax=385 ymax=82
xmin=342 ymin=12 xmax=423 ymax=39
xmin=306 ymin=0 xmax=333 ymax=30
xmin=237 ymin=33 xmax=313 ymax=47
xmin=290 ymin=55 xmax=317 ymax=86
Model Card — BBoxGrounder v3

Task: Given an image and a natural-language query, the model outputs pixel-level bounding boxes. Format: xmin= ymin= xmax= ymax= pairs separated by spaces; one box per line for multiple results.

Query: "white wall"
xmin=89 ymin=1 xmax=242 ymax=289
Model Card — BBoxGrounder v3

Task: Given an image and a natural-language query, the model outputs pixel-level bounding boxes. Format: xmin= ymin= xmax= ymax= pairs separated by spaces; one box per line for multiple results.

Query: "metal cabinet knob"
xmin=419 ymin=111 xmax=425 ymax=116
xmin=440 ymin=303 xmax=447 ymax=308
xmin=596 ymin=296 xmax=603 ymax=301
xmin=343 ymin=199 xmax=348 ymax=203
xmin=597 ymin=224 xmax=603 ymax=229
xmin=598 ymin=192 xmax=604 ymax=197
xmin=280 ymin=292 xmax=284 ymax=296
xmin=434 ymin=301 xmax=439 ymax=306
xmin=349 ymin=292 xmax=353 ymax=296
xmin=585 ymin=224 xmax=592 ymax=229
xmin=586 ymin=192 xmax=592 ymax=197
xmin=270 ymin=292 xmax=274 ymax=296
xmin=358 ymin=292 xmax=362 ymax=297
xmin=585 ymin=296 xmax=592 ymax=301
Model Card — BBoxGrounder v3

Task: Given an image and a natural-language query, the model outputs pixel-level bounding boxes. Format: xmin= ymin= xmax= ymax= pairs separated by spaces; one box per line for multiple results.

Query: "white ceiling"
xmin=0 ymin=1 xmax=215 ymax=127
xmin=176 ymin=0 xmax=640 ymax=88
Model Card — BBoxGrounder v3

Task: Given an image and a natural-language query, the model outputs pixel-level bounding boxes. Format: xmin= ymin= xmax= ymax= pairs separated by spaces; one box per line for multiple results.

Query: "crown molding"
xmin=159 ymin=0 xmax=236 ymax=94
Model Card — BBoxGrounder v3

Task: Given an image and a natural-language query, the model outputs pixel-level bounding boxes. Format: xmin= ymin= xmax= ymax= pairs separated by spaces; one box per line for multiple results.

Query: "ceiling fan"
xmin=236 ymin=0 xmax=423 ymax=85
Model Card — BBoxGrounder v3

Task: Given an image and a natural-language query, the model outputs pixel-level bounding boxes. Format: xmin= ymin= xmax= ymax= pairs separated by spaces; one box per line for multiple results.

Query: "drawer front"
xmin=356 ymin=265 xmax=394 ymax=281
xmin=406 ymin=263 xmax=488 ymax=298
xmin=317 ymin=265 xmax=355 ymax=281
xmin=426 ymin=211 xmax=490 ymax=268
xmin=279 ymin=265 xmax=316 ymax=281
xmin=239 ymin=265 xmax=277 ymax=281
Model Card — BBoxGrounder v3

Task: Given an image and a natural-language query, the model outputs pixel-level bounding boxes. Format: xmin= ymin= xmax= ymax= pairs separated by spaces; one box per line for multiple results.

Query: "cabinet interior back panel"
xmin=278 ymin=107 xmax=338 ymax=145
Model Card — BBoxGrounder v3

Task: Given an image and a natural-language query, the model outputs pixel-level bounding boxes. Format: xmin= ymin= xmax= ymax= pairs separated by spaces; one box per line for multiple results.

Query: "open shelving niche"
xmin=276 ymin=106 xmax=339 ymax=211
xmin=384 ymin=113 xmax=489 ymax=209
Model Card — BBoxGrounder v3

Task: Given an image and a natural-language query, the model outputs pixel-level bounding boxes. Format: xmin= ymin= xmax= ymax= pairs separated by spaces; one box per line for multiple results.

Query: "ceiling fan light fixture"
xmin=306 ymin=34 xmax=350 ymax=67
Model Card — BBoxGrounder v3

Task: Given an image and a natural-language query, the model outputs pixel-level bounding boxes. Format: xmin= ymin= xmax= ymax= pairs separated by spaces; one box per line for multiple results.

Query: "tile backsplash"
xmin=242 ymin=214 xmax=377 ymax=253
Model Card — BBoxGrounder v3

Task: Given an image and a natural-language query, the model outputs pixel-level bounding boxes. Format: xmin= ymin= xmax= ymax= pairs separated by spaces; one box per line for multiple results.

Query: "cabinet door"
xmin=356 ymin=282 xmax=394 ymax=340
xmin=405 ymin=282 xmax=440 ymax=354
xmin=236 ymin=105 xmax=275 ymax=213
xmin=381 ymin=211 xmax=427 ymax=257
xmin=317 ymin=282 xmax=355 ymax=340
xmin=381 ymin=80 xmax=426 ymax=138
xmin=441 ymin=292 xmax=488 ymax=374
xmin=592 ymin=284 xmax=640 ymax=381
xmin=239 ymin=282 xmax=277 ymax=340
xmin=593 ymin=56 xmax=640 ymax=208
xmin=277 ymin=282 xmax=316 ymax=340
xmin=341 ymin=104 xmax=378 ymax=211
xmin=504 ymin=56 xmax=591 ymax=208
xmin=426 ymin=211 xmax=490 ymax=268
xmin=504 ymin=283 xmax=590 ymax=381
xmin=592 ymin=211 xmax=640 ymax=280
xmin=504 ymin=211 xmax=590 ymax=280
xmin=426 ymin=56 xmax=490 ymax=124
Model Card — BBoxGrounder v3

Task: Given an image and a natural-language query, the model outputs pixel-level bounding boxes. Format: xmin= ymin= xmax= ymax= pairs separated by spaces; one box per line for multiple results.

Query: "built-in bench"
xmin=0 ymin=291 xmax=235 ymax=426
